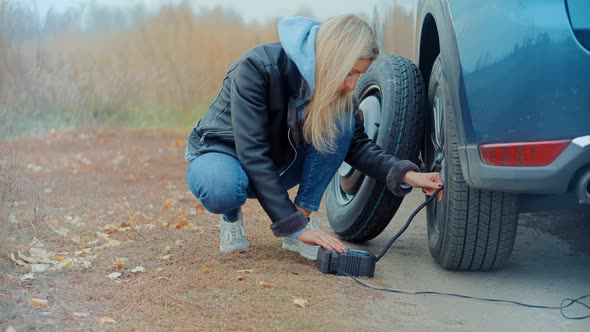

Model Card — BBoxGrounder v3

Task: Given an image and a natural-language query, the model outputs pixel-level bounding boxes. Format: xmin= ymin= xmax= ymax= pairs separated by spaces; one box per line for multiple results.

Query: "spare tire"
xmin=326 ymin=55 xmax=425 ymax=242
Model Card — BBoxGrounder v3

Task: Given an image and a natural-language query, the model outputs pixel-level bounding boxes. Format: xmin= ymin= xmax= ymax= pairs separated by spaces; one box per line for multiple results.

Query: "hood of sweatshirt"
xmin=278 ymin=16 xmax=321 ymax=97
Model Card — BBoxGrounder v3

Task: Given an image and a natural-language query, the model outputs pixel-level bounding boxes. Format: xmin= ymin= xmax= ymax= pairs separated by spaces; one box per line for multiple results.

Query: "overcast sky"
xmin=31 ymin=0 xmax=376 ymax=22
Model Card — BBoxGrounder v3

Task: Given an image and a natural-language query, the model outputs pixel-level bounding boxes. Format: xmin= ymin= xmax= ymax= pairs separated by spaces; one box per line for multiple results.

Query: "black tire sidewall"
xmin=425 ymin=56 xmax=447 ymax=257
xmin=424 ymin=56 xmax=519 ymax=270
xmin=326 ymin=55 xmax=424 ymax=242
xmin=326 ymin=58 xmax=399 ymax=237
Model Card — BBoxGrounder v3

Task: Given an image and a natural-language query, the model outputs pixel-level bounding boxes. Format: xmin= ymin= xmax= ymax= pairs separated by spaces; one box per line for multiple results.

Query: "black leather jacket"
xmin=186 ymin=42 xmax=417 ymax=237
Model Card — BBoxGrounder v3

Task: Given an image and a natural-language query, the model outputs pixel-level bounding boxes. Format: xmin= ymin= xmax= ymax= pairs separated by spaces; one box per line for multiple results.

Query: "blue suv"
xmin=326 ymin=0 xmax=590 ymax=271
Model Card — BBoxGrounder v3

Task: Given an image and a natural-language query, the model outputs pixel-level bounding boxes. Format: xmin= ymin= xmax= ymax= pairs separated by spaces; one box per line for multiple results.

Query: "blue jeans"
xmin=186 ymin=117 xmax=355 ymax=222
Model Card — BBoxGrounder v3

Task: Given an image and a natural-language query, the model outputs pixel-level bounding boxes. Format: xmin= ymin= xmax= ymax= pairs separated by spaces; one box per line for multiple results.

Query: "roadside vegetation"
xmin=0 ymin=1 xmax=279 ymax=138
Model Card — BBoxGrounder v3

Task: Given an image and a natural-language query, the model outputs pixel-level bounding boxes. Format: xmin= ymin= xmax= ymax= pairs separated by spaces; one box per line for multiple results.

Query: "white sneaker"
xmin=219 ymin=211 xmax=249 ymax=253
xmin=282 ymin=218 xmax=320 ymax=261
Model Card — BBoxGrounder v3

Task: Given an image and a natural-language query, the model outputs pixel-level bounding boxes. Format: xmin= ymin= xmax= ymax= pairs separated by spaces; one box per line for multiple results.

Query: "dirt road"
xmin=315 ymin=193 xmax=590 ymax=331
xmin=1 ymin=128 xmax=589 ymax=331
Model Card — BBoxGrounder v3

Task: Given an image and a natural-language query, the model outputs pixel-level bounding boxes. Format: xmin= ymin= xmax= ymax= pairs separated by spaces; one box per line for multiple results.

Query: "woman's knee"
xmin=186 ymin=153 xmax=249 ymax=214
xmin=197 ymin=184 xmax=248 ymax=214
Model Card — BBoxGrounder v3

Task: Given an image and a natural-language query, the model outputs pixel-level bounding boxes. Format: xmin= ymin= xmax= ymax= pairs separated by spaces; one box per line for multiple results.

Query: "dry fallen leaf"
xmin=156 ymin=268 xmax=164 ymax=272
xmin=100 ymin=316 xmax=117 ymax=324
xmin=258 ymin=281 xmax=274 ymax=289
xmin=30 ymin=298 xmax=49 ymax=308
xmin=106 ymin=272 xmax=122 ymax=280
xmin=293 ymin=297 xmax=308 ymax=308
xmin=127 ymin=175 xmax=137 ymax=183
xmin=106 ymin=239 xmax=121 ymax=247
xmin=175 ymin=220 xmax=189 ymax=229
xmin=236 ymin=275 xmax=248 ymax=281
xmin=120 ymin=217 xmax=136 ymax=228
xmin=52 ymin=254 xmax=67 ymax=261
xmin=60 ymin=261 xmax=74 ymax=269
xmin=112 ymin=260 xmax=123 ymax=270
xmin=194 ymin=203 xmax=205 ymax=212
xmin=96 ymin=231 xmax=110 ymax=240
xmin=159 ymin=255 xmax=171 ymax=260
xmin=73 ymin=312 xmax=89 ymax=318
xmin=52 ymin=227 xmax=70 ymax=237
xmin=131 ymin=266 xmax=145 ymax=273
xmin=237 ymin=269 xmax=254 ymax=273
xmin=199 ymin=265 xmax=213 ymax=274
xmin=29 ymin=248 xmax=52 ymax=263
xmin=162 ymin=202 xmax=172 ymax=210
xmin=17 ymin=251 xmax=35 ymax=263
xmin=20 ymin=273 xmax=35 ymax=282
xmin=186 ymin=223 xmax=202 ymax=232
xmin=174 ymin=139 xmax=183 ymax=148
xmin=31 ymin=264 xmax=50 ymax=273
xmin=79 ymin=257 xmax=96 ymax=269
xmin=27 ymin=163 xmax=42 ymax=173
xmin=75 ymin=246 xmax=89 ymax=256
xmin=102 ymin=224 xmax=119 ymax=235
xmin=9 ymin=253 xmax=28 ymax=266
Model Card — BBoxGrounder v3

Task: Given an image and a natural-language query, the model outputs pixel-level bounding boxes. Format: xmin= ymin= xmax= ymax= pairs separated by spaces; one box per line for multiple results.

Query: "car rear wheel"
xmin=326 ymin=55 xmax=425 ymax=242
xmin=425 ymin=55 xmax=519 ymax=271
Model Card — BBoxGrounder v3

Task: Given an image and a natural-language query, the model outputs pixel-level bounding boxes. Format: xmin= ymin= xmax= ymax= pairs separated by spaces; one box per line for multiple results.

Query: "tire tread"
xmin=430 ymin=56 xmax=518 ymax=271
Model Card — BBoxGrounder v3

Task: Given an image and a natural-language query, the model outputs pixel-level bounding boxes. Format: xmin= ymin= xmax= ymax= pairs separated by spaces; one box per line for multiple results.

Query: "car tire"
xmin=326 ymin=55 xmax=425 ymax=242
xmin=425 ymin=55 xmax=519 ymax=271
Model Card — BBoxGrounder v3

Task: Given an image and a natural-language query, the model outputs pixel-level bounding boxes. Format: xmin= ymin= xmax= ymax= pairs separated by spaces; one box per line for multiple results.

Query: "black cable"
xmin=353 ymin=186 xmax=590 ymax=320
xmin=376 ymin=187 xmax=442 ymax=261
xmin=345 ymin=273 xmax=590 ymax=320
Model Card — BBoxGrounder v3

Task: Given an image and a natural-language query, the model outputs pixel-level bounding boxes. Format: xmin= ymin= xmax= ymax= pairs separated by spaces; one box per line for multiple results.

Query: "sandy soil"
xmin=0 ymin=128 xmax=382 ymax=331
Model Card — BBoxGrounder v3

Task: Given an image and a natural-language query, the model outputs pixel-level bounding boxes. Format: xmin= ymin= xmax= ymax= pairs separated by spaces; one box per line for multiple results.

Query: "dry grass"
xmin=0 ymin=3 xmax=278 ymax=138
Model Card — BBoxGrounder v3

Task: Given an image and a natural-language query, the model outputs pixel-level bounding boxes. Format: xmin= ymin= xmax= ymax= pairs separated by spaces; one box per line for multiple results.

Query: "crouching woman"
xmin=185 ymin=15 xmax=442 ymax=260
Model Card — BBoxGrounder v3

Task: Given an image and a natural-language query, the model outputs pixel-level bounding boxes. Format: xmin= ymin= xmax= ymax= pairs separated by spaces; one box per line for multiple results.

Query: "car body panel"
xmin=372 ymin=0 xmax=590 ymax=200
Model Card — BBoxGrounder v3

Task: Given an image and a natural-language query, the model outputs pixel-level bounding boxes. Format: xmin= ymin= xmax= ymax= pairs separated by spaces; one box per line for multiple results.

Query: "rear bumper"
xmin=459 ymin=135 xmax=590 ymax=198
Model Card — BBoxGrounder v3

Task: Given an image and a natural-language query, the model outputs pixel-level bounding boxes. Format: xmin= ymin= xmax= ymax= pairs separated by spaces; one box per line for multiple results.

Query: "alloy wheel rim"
xmin=428 ymin=86 xmax=446 ymax=238
xmin=334 ymin=84 xmax=382 ymax=205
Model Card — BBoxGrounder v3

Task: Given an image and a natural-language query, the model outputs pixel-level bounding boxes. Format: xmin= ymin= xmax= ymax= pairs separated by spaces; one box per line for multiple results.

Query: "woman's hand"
xmin=296 ymin=230 xmax=348 ymax=253
xmin=403 ymin=171 xmax=444 ymax=200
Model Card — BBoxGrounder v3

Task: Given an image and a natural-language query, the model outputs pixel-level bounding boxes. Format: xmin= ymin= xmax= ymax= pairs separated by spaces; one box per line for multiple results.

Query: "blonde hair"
xmin=304 ymin=15 xmax=379 ymax=152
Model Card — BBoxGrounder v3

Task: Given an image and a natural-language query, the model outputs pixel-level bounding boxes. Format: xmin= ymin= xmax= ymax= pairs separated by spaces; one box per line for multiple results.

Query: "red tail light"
xmin=480 ymin=140 xmax=571 ymax=167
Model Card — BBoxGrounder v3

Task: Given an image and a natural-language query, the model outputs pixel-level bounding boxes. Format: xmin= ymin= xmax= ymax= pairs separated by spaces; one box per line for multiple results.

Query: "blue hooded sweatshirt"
xmin=278 ymin=16 xmax=321 ymax=101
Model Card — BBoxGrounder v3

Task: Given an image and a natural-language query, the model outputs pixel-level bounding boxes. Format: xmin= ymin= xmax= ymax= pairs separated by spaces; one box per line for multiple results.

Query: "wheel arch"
xmin=418 ymin=13 xmax=440 ymax=94
xmin=416 ymin=3 xmax=474 ymax=185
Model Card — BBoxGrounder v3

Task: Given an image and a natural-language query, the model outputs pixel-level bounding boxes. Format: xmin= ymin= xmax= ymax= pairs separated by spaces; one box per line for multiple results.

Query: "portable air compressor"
xmin=316 ymin=187 xmax=442 ymax=278
xmin=316 ymin=247 xmax=376 ymax=277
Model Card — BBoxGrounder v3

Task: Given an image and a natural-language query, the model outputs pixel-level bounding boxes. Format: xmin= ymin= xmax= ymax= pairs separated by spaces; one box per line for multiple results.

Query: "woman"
xmin=185 ymin=15 xmax=442 ymax=260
